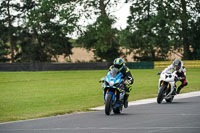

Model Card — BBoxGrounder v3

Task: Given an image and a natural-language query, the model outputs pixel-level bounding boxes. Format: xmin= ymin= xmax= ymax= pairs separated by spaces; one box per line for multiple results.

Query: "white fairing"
xmin=158 ymin=71 xmax=177 ymax=96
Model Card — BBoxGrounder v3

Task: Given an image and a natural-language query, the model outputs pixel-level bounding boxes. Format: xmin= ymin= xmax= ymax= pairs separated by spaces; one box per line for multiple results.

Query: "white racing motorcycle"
xmin=157 ymin=71 xmax=178 ymax=104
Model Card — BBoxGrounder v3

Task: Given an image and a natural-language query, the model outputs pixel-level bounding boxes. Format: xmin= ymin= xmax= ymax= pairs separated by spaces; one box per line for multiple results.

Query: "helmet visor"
xmin=175 ymin=65 xmax=181 ymax=70
xmin=114 ymin=64 xmax=122 ymax=69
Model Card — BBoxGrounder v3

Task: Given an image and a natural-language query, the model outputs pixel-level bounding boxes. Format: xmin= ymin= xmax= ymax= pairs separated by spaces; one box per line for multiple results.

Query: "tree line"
xmin=0 ymin=0 xmax=199 ymax=63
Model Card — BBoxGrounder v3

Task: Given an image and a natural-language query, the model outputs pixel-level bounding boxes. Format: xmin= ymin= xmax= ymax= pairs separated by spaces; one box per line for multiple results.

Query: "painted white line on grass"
xmin=90 ymin=91 xmax=200 ymax=110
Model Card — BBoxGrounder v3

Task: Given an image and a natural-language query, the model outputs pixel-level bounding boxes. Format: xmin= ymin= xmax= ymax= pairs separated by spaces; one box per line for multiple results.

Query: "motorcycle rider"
xmin=162 ymin=59 xmax=188 ymax=94
xmin=100 ymin=58 xmax=134 ymax=108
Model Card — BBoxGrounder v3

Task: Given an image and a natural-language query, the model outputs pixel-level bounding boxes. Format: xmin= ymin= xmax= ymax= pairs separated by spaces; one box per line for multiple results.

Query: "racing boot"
xmin=172 ymin=88 xmax=176 ymax=95
xmin=124 ymin=94 xmax=129 ymax=108
xmin=176 ymin=85 xmax=183 ymax=94
xmin=177 ymin=80 xmax=188 ymax=94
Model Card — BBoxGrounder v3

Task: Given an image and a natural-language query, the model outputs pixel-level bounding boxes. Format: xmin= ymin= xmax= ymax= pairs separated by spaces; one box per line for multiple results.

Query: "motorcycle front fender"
xmin=105 ymin=91 xmax=117 ymax=104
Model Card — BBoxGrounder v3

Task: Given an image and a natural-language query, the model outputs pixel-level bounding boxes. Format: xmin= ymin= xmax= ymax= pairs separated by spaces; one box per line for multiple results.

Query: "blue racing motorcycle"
xmin=101 ymin=68 xmax=126 ymax=115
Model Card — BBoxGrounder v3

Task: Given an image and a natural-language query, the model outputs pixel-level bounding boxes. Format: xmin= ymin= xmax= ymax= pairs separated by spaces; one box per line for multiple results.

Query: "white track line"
xmin=1 ymin=127 xmax=200 ymax=131
xmin=90 ymin=91 xmax=200 ymax=110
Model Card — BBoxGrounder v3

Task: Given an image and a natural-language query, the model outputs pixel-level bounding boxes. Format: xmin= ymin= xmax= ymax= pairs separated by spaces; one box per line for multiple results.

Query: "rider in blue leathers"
xmin=109 ymin=58 xmax=134 ymax=108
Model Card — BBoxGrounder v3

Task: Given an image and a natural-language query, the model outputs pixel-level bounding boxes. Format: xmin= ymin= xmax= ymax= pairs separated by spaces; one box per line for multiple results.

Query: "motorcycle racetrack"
xmin=0 ymin=92 xmax=200 ymax=133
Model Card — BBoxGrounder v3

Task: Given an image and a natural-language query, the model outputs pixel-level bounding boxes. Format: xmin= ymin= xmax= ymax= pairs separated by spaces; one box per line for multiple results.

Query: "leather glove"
xmin=125 ymin=80 xmax=131 ymax=85
xmin=157 ymin=71 xmax=161 ymax=75
xmin=181 ymin=77 xmax=185 ymax=80
xmin=175 ymin=77 xmax=182 ymax=81
xmin=177 ymin=77 xmax=183 ymax=80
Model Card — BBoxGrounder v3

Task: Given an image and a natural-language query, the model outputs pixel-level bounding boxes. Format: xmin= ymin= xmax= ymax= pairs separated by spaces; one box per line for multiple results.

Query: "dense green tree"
xmin=77 ymin=0 xmax=121 ymax=62
xmin=0 ymin=0 xmax=22 ymax=62
xmin=122 ymin=0 xmax=172 ymax=61
xmin=78 ymin=16 xmax=120 ymax=62
xmin=0 ymin=0 xmax=199 ymax=62
xmin=18 ymin=0 xmax=78 ymax=62
xmin=0 ymin=0 xmax=79 ymax=62
xmin=124 ymin=0 xmax=200 ymax=61
xmin=189 ymin=18 xmax=200 ymax=59
xmin=162 ymin=0 xmax=200 ymax=59
xmin=0 ymin=23 xmax=9 ymax=62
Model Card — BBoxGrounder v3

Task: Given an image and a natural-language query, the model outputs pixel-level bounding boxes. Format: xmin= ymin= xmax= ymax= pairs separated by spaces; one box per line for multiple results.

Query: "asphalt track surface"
xmin=0 ymin=96 xmax=200 ymax=133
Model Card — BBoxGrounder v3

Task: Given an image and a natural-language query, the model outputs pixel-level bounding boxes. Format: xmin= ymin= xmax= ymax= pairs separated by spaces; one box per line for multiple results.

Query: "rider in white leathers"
xmin=163 ymin=59 xmax=188 ymax=94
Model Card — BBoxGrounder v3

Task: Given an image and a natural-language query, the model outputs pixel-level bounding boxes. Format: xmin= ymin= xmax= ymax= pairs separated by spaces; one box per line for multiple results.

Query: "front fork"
xmin=104 ymin=89 xmax=118 ymax=104
xmin=159 ymin=81 xmax=175 ymax=97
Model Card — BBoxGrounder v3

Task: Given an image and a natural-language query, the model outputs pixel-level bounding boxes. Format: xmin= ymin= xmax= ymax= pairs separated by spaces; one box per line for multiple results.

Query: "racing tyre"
xmin=157 ymin=85 xmax=166 ymax=104
xmin=165 ymin=96 xmax=174 ymax=103
xmin=113 ymin=106 xmax=122 ymax=114
xmin=105 ymin=93 xmax=113 ymax=115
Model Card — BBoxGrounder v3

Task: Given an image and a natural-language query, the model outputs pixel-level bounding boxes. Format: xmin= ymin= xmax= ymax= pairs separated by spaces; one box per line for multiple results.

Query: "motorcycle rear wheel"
xmin=113 ymin=106 xmax=122 ymax=114
xmin=105 ymin=93 xmax=113 ymax=115
xmin=165 ymin=96 xmax=174 ymax=103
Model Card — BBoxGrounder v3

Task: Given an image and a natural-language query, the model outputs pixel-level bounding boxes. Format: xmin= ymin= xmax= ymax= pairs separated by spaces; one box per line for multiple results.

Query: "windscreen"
xmin=165 ymin=68 xmax=174 ymax=74
xmin=110 ymin=68 xmax=119 ymax=78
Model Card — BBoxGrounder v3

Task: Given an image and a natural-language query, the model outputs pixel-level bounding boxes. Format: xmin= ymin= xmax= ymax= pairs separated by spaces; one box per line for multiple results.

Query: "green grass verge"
xmin=0 ymin=69 xmax=199 ymax=122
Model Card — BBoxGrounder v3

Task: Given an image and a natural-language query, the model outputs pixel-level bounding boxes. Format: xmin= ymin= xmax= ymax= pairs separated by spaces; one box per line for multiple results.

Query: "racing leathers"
xmin=109 ymin=65 xmax=134 ymax=108
xmin=163 ymin=61 xmax=188 ymax=94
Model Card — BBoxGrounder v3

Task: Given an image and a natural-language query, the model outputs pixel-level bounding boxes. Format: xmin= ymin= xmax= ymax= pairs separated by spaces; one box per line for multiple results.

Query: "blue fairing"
xmin=104 ymin=68 xmax=123 ymax=88
xmin=103 ymin=68 xmax=124 ymax=107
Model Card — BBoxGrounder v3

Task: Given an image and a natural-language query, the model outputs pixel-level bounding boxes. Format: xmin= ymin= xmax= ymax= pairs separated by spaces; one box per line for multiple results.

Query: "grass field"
xmin=0 ymin=69 xmax=200 ymax=122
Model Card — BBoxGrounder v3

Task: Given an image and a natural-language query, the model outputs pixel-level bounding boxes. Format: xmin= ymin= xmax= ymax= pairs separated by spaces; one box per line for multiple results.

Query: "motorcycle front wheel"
xmin=105 ymin=93 xmax=113 ymax=115
xmin=157 ymin=85 xmax=166 ymax=104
